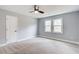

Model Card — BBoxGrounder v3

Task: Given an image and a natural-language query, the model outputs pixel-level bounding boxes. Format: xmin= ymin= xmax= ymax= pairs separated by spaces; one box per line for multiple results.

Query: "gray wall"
xmin=0 ymin=9 xmax=37 ymax=44
xmin=37 ymin=11 xmax=79 ymax=42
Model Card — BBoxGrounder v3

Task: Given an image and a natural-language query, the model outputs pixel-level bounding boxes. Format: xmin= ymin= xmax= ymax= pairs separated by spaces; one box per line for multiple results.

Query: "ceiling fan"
xmin=29 ymin=5 xmax=44 ymax=14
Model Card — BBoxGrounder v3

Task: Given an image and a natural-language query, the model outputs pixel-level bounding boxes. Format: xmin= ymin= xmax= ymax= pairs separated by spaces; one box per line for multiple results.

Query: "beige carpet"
xmin=0 ymin=37 xmax=79 ymax=54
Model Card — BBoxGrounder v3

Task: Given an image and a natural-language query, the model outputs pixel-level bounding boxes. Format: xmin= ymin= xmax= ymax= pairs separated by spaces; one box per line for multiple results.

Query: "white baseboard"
xmin=16 ymin=36 xmax=35 ymax=42
xmin=39 ymin=36 xmax=79 ymax=45
xmin=0 ymin=36 xmax=35 ymax=47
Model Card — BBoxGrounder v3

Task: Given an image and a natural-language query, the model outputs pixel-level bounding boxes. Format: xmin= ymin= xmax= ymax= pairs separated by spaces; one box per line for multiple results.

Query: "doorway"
xmin=6 ymin=15 xmax=18 ymax=43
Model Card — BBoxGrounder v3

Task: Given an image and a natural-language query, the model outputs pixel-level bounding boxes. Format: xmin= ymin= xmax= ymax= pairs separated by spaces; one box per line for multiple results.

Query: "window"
xmin=53 ymin=18 xmax=63 ymax=33
xmin=45 ymin=20 xmax=51 ymax=32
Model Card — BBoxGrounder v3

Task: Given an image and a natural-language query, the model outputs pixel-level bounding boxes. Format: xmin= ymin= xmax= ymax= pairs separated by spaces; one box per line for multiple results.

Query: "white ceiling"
xmin=0 ymin=5 xmax=79 ymax=18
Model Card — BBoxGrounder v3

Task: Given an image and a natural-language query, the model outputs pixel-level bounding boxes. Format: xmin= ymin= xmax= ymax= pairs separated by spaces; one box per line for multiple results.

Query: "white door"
xmin=6 ymin=15 xmax=18 ymax=43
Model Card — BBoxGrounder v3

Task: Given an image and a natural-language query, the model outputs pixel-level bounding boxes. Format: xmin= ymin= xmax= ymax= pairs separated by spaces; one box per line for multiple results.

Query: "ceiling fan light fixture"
xmin=29 ymin=5 xmax=44 ymax=14
xmin=35 ymin=10 xmax=38 ymax=13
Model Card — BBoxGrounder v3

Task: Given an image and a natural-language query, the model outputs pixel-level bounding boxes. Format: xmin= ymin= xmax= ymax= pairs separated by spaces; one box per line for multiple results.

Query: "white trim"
xmin=0 ymin=36 xmax=35 ymax=47
xmin=45 ymin=20 xmax=51 ymax=32
xmin=39 ymin=36 xmax=79 ymax=45
xmin=53 ymin=18 xmax=63 ymax=34
xmin=16 ymin=36 xmax=35 ymax=42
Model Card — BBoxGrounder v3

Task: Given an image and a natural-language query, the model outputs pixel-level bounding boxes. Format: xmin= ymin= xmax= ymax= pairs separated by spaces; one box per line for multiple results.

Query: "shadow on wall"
xmin=18 ymin=24 xmax=37 ymax=40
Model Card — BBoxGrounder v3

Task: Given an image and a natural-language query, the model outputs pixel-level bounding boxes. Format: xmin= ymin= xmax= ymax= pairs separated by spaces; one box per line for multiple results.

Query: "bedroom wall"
xmin=0 ymin=9 xmax=37 ymax=44
xmin=37 ymin=11 xmax=79 ymax=43
xmin=18 ymin=15 xmax=37 ymax=40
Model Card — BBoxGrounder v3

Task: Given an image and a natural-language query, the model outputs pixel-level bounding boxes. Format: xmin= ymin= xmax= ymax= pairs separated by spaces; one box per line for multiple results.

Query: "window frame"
xmin=53 ymin=18 xmax=63 ymax=34
xmin=45 ymin=20 xmax=51 ymax=32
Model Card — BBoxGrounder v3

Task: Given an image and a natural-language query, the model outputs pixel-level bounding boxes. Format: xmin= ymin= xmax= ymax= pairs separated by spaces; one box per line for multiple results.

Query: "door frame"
xmin=5 ymin=15 xmax=18 ymax=44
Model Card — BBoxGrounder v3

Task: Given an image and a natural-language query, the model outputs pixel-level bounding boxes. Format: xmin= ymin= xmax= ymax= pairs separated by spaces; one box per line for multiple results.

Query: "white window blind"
xmin=45 ymin=20 xmax=51 ymax=32
xmin=53 ymin=18 xmax=63 ymax=33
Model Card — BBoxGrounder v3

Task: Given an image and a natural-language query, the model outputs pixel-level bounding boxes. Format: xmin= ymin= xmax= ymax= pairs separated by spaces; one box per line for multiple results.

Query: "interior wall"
xmin=0 ymin=9 xmax=37 ymax=44
xmin=18 ymin=15 xmax=37 ymax=40
xmin=37 ymin=11 xmax=79 ymax=43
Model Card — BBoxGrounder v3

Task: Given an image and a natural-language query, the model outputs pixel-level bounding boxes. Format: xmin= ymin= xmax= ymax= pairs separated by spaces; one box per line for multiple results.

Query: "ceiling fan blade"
xmin=38 ymin=10 xmax=44 ymax=14
xmin=29 ymin=11 xmax=34 ymax=13
xmin=29 ymin=5 xmax=45 ymax=14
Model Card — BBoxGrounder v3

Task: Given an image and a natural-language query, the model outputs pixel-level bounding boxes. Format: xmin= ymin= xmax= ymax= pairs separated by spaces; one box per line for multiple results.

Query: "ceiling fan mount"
xmin=30 ymin=5 xmax=44 ymax=14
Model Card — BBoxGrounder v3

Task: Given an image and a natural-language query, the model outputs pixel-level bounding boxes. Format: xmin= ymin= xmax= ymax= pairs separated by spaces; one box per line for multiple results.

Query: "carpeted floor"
xmin=0 ymin=37 xmax=79 ymax=54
